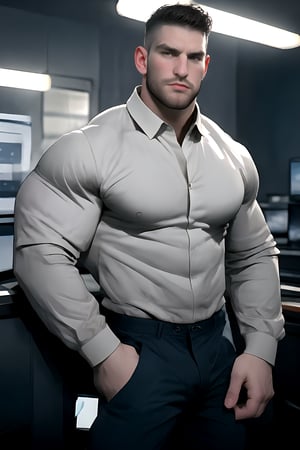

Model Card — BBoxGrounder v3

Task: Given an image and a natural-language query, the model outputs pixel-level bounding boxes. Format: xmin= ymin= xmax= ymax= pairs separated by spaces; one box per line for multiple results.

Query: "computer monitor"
xmin=289 ymin=158 xmax=300 ymax=202
xmin=0 ymin=113 xmax=32 ymax=214
xmin=288 ymin=202 xmax=300 ymax=246
xmin=261 ymin=203 xmax=288 ymax=238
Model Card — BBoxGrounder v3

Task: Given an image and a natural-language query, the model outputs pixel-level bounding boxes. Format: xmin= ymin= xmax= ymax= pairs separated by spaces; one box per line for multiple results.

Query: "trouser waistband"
xmin=102 ymin=306 xmax=225 ymax=337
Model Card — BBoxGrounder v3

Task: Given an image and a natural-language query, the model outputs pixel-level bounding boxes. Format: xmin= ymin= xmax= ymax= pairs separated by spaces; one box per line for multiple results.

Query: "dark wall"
xmin=236 ymin=41 xmax=300 ymax=202
xmin=96 ymin=14 xmax=143 ymax=111
xmin=198 ymin=32 xmax=238 ymax=137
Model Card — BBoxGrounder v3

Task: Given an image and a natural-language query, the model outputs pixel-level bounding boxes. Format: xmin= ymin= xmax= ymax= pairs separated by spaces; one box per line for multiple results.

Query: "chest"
xmin=99 ymin=135 xmax=244 ymax=227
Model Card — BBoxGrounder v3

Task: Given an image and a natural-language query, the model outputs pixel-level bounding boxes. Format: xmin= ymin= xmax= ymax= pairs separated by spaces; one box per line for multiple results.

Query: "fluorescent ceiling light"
xmin=116 ymin=0 xmax=300 ymax=49
xmin=0 ymin=68 xmax=51 ymax=91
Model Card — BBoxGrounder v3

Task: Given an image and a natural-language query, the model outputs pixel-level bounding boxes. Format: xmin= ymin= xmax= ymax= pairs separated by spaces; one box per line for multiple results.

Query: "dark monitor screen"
xmin=261 ymin=203 xmax=288 ymax=238
xmin=0 ymin=142 xmax=22 ymax=164
xmin=289 ymin=158 xmax=300 ymax=201
xmin=264 ymin=208 xmax=288 ymax=236
xmin=288 ymin=202 xmax=300 ymax=245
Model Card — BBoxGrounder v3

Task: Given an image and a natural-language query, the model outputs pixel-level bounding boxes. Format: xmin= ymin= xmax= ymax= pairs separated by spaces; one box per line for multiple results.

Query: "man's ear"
xmin=202 ymin=54 xmax=211 ymax=80
xmin=134 ymin=46 xmax=148 ymax=75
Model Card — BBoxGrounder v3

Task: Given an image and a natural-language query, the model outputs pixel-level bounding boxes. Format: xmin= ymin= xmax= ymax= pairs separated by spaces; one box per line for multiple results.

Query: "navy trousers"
xmin=87 ymin=307 xmax=246 ymax=450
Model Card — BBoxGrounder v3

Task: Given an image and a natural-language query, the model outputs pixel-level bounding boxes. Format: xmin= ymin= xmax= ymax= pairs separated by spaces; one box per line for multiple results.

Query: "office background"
xmin=0 ymin=0 xmax=299 ymax=201
xmin=0 ymin=1 xmax=299 ymax=449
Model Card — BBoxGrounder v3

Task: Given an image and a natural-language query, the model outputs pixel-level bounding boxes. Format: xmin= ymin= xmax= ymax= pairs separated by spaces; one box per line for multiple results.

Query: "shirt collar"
xmin=193 ymin=103 xmax=209 ymax=138
xmin=126 ymin=86 xmax=208 ymax=140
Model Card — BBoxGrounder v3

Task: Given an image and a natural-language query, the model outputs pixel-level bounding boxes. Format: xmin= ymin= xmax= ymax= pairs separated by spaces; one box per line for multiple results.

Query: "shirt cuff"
xmin=80 ymin=324 xmax=121 ymax=367
xmin=244 ymin=331 xmax=278 ymax=366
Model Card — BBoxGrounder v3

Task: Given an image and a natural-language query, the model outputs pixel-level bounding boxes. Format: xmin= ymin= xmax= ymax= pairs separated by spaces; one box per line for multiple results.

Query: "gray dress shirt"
xmin=13 ymin=86 xmax=285 ymax=367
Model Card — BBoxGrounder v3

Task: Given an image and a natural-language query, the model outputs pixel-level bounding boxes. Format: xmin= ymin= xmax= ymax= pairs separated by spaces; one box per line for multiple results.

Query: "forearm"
xmin=14 ymin=244 xmax=120 ymax=365
xmin=226 ymin=253 xmax=285 ymax=364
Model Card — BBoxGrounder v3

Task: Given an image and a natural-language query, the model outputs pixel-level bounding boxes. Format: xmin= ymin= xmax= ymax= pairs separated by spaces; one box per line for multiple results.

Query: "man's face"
xmin=143 ymin=25 xmax=210 ymax=111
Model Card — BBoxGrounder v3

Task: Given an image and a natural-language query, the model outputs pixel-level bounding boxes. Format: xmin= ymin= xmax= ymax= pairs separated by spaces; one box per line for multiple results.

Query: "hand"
xmin=93 ymin=343 xmax=139 ymax=401
xmin=224 ymin=353 xmax=274 ymax=420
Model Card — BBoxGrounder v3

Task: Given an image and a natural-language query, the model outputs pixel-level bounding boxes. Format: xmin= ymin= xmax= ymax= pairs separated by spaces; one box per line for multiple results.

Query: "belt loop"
xmin=156 ymin=322 xmax=164 ymax=338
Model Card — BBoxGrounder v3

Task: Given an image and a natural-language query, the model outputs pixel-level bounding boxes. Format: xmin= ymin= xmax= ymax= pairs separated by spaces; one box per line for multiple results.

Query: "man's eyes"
xmin=161 ymin=50 xmax=176 ymax=56
xmin=189 ymin=54 xmax=203 ymax=61
xmin=159 ymin=51 xmax=203 ymax=61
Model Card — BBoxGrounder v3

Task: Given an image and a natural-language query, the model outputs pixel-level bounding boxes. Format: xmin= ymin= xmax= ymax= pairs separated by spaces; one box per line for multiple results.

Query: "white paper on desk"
xmin=75 ymin=396 xmax=98 ymax=429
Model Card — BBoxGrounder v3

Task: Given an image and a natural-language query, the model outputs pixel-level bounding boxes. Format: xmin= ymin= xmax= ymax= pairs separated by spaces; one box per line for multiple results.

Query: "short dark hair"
xmin=144 ymin=3 xmax=213 ymax=49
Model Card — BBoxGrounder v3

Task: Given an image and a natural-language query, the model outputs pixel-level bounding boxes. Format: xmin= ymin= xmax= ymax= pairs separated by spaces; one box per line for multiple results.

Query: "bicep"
xmin=14 ymin=130 xmax=102 ymax=256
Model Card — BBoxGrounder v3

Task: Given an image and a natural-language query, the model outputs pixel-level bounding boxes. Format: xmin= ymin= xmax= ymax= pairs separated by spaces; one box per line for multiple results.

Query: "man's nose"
xmin=174 ymin=55 xmax=188 ymax=77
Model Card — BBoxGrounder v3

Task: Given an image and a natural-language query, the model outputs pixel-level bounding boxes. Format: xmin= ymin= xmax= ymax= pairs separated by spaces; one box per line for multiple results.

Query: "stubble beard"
xmin=145 ymin=76 xmax=200 ymax=111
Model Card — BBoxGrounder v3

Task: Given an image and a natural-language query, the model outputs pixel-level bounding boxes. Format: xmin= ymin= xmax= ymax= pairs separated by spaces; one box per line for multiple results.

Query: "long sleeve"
xmin=225 ymin=148 xmax=285 ymax=365
xmin=13 ymin=130 xmax=120 ymax=366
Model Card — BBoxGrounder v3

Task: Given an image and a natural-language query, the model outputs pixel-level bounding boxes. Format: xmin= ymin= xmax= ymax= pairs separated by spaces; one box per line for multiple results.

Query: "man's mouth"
xmin=169 ymin=82 xmax=189 ymax=90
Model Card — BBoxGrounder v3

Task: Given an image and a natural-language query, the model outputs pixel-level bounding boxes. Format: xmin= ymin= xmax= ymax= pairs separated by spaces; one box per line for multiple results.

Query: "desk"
xmin=0 ymin=276 xmax=97 ymax=450
xmin=279 ymin=247 xmax=300 ymax=256
xmin=282 ymin=301 xmax=300 ymax=313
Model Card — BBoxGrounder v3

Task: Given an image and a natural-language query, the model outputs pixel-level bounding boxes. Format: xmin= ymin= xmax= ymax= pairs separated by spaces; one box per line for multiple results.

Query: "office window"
xmin=42 ymin=77 xmax=91 ymax=153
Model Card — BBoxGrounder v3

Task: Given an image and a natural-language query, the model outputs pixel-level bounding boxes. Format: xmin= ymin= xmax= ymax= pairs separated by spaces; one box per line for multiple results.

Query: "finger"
xmin=233 ymin=398 xmax=265 ymax=420
xmin=224 ymin=382 xmax=243 ymax=409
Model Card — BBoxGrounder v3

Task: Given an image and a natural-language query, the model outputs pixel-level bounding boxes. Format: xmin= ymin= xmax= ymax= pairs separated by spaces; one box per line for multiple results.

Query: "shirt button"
xmin=188 ymin=183 xmax=192 ymax=189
